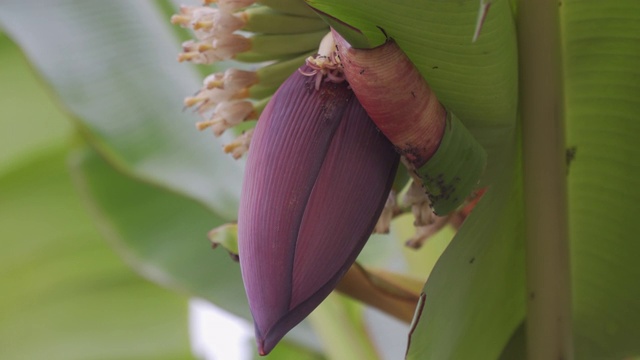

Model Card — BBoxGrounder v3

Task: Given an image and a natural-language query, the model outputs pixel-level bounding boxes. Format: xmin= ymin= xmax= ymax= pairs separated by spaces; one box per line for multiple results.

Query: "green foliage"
xmin=0 ymin=31 xmax=193 ymax=359
xmin=0 ymin=0 xmax=243 ymax=219
xmin=0 ymin=35 xmax=70 ymax=173
xmin=564 ymin=1 xmax=640 ymax=358
xmin=1 ymin=0 xmax=639 ymax=358
xmin=0 ymin=148 xmax=193 ymax=359
xmin=69 ymin=144 xmax=246 ymax=314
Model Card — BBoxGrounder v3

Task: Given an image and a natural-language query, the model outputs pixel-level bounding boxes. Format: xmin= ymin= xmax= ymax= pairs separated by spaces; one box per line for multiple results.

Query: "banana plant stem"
xmin=517 ymin=0 xmax=574 ymax=359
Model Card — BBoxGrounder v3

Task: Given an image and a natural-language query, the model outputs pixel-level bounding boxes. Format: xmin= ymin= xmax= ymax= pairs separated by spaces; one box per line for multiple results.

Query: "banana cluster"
xmin=171 ymin=0 xmax=328 ymax=158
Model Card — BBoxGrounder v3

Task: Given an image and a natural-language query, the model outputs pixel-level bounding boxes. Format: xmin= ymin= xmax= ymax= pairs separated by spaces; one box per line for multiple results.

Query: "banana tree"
xmin=1 ymin=0 xmax=638 ymax=359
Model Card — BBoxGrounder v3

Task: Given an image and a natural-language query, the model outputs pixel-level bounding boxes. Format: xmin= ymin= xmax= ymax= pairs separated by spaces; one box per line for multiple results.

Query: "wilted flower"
xmin=405 ymin=179 xmax=436 ymax=227
xmin=222 ymin=128 xmax=253 ymax=159
xmin=374 ymin=190 xmax=398 ymax=234
xmin=403 ymin=186 xmax=487 ymax=248
xmin=196 ymin=100 xmax=255 ymax=135
xmin=203 ymin=68 xmax=258 ymax=91
xmin=171 ymin=5 xmax=245 ymax=39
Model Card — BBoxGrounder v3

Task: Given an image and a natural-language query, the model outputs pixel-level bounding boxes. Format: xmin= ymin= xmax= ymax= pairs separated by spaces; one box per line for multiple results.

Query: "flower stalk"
xmin=332 ymin=29 xmax=487 ymax=215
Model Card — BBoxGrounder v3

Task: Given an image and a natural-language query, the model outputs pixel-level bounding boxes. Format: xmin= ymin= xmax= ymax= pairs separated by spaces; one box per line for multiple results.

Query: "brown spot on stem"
xmin=396 ymin=144 xmax=427 ymax=168
xmin=421 ymin=172 xmax=461 ymax=208
xmin=566 ymin=146 xmax=577 ymax=174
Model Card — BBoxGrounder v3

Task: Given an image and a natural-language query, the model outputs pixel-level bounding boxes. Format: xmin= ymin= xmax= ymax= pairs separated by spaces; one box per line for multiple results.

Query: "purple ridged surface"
xmin=238 ymin=66 xmax=400 ymax=355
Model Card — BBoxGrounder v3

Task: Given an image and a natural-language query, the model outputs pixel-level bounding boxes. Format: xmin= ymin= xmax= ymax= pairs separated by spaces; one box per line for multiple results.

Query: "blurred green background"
xmin=0 ymin=32 xmax=192 ymax=360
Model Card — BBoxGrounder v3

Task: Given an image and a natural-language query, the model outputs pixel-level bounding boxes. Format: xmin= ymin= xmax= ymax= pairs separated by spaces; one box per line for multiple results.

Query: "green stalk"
xmin=414 ymin=112 xmax=487 ymax=215
xmin=235 ymin=30 xmax=326 ymax=62
xmin=517 ymin=1 xmax=573 ymax=359
xmin=242 ymin=6 xmax=327 ymax=34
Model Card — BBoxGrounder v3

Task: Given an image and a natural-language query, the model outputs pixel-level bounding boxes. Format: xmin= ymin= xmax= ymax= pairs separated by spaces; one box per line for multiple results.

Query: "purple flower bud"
xmin=237 ymin=66 xmax=400 ymax=355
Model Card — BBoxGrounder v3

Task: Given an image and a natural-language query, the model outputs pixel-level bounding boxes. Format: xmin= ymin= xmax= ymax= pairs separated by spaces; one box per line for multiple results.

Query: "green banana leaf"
xmin=564 ymin=1 xmax=640 ymax=358
xmin=0 ymin=0 xmax=256 ymax=311
xmin=0 ymin=34 xmax=71 ymax=175
xmin=0 ymin=33 xmax=195 ymax=359
xmin=0 ymin=146 xmax=193 ymax=360
xmin=68 ymin=144 xmax=246 ymax=314
xmin=0 ymin=0 xmax=243 ymax=220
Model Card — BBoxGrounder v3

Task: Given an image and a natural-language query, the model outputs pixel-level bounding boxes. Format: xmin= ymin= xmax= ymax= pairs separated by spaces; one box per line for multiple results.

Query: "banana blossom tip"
xmin=238 ymin=64 xmax=399 ymax=354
